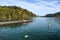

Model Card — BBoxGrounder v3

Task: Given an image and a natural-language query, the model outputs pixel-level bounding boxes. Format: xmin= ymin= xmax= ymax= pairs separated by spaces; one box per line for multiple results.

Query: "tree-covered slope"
xmin=0 ymin=6 xmax=36 ymax=21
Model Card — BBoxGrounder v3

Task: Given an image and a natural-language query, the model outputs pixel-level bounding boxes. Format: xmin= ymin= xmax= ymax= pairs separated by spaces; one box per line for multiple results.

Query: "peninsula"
xmin=0 ymin=6 xmax=36 ymax=25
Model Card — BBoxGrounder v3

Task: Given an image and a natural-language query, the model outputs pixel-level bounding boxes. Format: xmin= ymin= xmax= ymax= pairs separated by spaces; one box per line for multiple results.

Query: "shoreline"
xmin=0 ymin=20 xmax=32 ymax=25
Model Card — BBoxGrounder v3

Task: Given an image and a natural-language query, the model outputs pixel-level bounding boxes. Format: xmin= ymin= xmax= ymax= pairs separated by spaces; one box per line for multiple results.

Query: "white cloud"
xmin=0 ymin=0 xmax=60 ymax=16
xmin=17 ymin=0 xmax=60 ymax=15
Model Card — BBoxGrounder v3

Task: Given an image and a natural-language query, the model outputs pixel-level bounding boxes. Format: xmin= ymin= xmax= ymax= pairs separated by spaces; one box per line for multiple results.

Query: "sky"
xmin=0 ymin=0 xmax=60 ymax=16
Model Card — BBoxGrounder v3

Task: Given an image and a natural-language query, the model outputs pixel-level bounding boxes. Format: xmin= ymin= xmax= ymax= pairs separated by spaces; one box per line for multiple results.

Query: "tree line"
xmin=0 ymin=6 xmax=36 ymax=21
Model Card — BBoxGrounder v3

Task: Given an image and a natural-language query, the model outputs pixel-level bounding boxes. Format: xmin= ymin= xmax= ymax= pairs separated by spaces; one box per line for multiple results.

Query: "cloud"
xmin=0 ymin=0 xmax=60 ymax=16
xmin=17 ymin=0 xmax=60 ymax=15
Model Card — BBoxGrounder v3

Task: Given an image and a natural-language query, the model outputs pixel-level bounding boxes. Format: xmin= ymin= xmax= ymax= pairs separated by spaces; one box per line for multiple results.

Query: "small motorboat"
xmin=24 ymin=35 xmax=29 ymax=38
xmin=48 ymin=23 xmax=51 ymax=27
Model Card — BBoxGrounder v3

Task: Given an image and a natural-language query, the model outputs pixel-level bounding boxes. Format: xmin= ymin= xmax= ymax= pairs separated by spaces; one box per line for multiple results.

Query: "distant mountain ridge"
xmin=45 ymin=12 xmax=60 ymax=17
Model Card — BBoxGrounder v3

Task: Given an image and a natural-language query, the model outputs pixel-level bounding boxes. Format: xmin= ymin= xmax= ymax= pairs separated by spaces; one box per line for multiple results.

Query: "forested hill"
xmin=0 ymin=6 xmax=36 ymax=21
xmin=45 ymin=12 xmax=60 ymax=17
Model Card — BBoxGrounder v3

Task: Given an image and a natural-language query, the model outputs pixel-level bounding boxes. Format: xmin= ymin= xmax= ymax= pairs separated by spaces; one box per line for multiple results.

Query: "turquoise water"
xmin=0 ymin=17 xmax=60 ymax=40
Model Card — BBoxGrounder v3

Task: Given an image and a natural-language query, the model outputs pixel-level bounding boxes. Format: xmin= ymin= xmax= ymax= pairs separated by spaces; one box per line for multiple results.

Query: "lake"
xmin=0 ymin=17 xmax=60 ymax=40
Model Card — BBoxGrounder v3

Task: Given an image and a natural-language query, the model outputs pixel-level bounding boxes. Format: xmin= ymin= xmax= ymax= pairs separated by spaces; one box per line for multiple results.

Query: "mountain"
xmin=45 ymin=12 xmax=60 ymax=17
xmin=0 ymin=6 xmax=36 ymax=21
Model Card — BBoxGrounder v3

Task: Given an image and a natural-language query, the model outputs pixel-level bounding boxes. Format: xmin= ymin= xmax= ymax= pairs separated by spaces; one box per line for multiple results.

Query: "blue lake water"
xmin=0 ymin=17 xmax=60 ymax=40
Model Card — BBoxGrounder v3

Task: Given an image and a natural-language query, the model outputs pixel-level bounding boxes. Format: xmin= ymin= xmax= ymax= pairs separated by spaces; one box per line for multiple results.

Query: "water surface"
xmin=0 ymin=17 xmax=60 ymax=40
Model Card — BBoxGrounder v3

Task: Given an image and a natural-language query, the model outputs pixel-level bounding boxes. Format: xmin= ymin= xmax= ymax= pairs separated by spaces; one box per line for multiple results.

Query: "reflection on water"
xmin=0 ymin=23 xmax=23 ymax=28
xmin=0 ymin=17 xmax=60 ymax=40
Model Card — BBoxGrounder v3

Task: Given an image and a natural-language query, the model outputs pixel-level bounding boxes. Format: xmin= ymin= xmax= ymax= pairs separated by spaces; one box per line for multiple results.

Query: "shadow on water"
xmin=0 ymin=23 xmax=24 ymax=28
